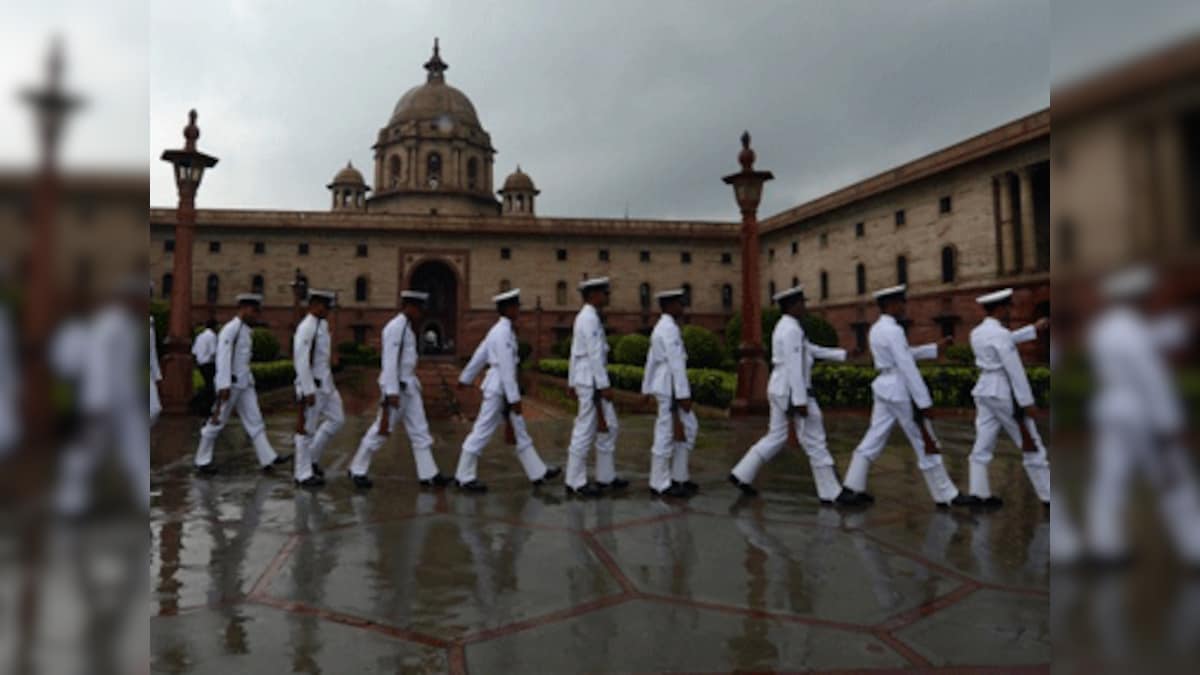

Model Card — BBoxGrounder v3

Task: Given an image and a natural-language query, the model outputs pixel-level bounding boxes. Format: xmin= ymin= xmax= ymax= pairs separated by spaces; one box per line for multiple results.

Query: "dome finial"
xmin=424 ymin=37 xmax=448 ymax=83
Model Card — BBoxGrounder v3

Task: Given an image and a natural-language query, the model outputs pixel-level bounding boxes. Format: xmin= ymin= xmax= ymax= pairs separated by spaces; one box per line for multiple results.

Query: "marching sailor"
xmin=291 ymin=289 xmax=345 ymax=488
xmin=841 ymin=284 xmax=972 ymax=507
xmin=453 ymin=289 xmax=560 ymax=492
xmin=348 ymin=290 xmax=452 ymax=489
xmin=728 ymin=285 xmax=850 ymax=503
xmin=193 ymin=293 xmax=291 ymax=475
xmin=642 ymin=289 xmax=698 ymax=498
xmin=564 ymin=277 xmax=628 ymax=497
xmin=965 ymin=288 xmax=1051 ymax=507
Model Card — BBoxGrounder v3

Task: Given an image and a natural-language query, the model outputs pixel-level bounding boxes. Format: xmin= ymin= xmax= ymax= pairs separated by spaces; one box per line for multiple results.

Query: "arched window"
xmin=721 ymin=283 xmax=733 ymax=309
xmin=251 ymin=274 xmax=264 ymax=295
xmin=499 ymin=278 xmax=511 ymax=292
xmin=426 ymin=152 xmax=441 ymax=186
xmin=941 ymin=246 xmax=957 ymax=283
xmin=791 ymin=276 xmax=799 ymax=288
xmin=639 ymin=283 xmax=651 ymax=310
xmin=206 ymin=274 xmax=219 ymax=304
xmin=355 ymin=276 xmax=368 ymax=302
xmin=467 ymin=157 xmax=479 ymax=190
xmin=896 ymin=255 xmax=908 ymax=285
xmin=768 ymin=280 xmax=776 ymax=301
xmin=682 ymin=283 xmax=692 ymax=307
xmin=516 ymin=194 xmax=525 ymax=212
xmin=855 ymin=264 xmax=866 ymax=295
xmin=820 ymin=270 xmax=829 ymax=300
xmin=389 ymin=155 xmax=402 ymax=188
xmin=556 ymin=281 xmax=567 ymax=306
xmin=161 ymin=273 xmax=173 ymax=298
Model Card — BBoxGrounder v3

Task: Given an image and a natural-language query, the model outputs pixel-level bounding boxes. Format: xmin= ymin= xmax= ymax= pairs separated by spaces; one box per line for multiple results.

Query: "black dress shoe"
xmin=835 ymin=488 xmax=869 ymax=507
xmin=975 ymin=495 xmax=1002 ymax=508
xmin=940 ymin=494 xmax=978 ymax=508
xmin=262 ymin=453 xmax=293 ymax=472
xmin=728 ymin=474 xmax=758 ymax=497
xmin=420 ymin=473 xmax=453 ymax=488
xmin=458 ymin=479 xmax=488 ymax=493
xmin=682 ymin=480 xmax=699 ymax=494
xmin=860 ymin=491 xmax=876 ymax=504
xmin=651 ymin=483 xmax=689 ymax=498
xmin=195 ymin=463 xmax=217 ymax=477
xmin=311 ymin=462 xmax=325 ymax=478
xmin=566 ymin=483 xmax=601 ymax=498
xmin=295 ymin=475 xmax=325 ymax=488
xmin=348 ymin=472 xmax=373 ymax=489
xmin=533 ymin=467 xmax=563 ymax=486
xmin=596 ymin=476 xmax=629 ymax=490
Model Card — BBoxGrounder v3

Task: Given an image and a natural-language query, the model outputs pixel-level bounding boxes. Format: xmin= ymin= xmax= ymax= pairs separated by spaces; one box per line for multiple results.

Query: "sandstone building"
xmin=148 ymin=41 xmax=1050 ymax=361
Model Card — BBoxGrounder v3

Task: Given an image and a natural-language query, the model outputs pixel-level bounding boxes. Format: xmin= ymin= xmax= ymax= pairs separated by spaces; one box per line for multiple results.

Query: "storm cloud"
xmin=149 ymin=0 xmax=1049 ymax=221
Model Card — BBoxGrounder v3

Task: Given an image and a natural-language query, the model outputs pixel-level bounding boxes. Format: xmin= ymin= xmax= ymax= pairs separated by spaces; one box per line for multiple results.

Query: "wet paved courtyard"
xmin=150 ymin=385 xmax=1050 ymax=673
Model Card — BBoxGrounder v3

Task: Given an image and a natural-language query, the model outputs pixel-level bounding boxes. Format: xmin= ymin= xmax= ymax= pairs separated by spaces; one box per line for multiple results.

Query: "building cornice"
xmin=147 ymin=207 xmax=741 ymax=240
xmin=760 ymin=108 xmax=1050 ymax=233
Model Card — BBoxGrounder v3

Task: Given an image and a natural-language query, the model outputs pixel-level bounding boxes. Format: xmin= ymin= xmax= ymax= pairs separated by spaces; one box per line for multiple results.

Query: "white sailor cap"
xmin=307 ymin=289 xmax=337 ymax=305
xmin=872 ymin=284 xmax=907 ymax=301
xmin=772 ymin=285 xmax=805 ymax=303
xmin=655 ymin=288 xmax=686 ymax=300
xmin=235 ymin=293 xmax=264 ymax=306
xmin=492 ymin=288 xmax=521 ymax=304
xmin=578 ymin=277 xmax=611 ymax=291
xmin=400 ymin=290 xmax=430 ymax=303
xmin=976 ymin=288 xmax=1013 ymax=306
xmin=1102 ymin=265 xmax=1156 ymax=301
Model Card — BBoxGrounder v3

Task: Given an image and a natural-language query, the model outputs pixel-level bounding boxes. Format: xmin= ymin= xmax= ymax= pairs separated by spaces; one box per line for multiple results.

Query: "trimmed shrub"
xmin=724 ymin=309 xmax=838 ymax=362
xmin=613 ymin=334 xmax=650 ymax=366
xmin=944 ymin=344 xmax=975 ymax=365
xmin=682 ymin=325 xmax=723 ymax=369
xmin=251 ymin=327 xmax=281 ymax=362
xmin=537 ymin=358 xmax=569 ymax=378
xmin=339 ymin=342 xmax=379 ymax=367
xmin=551 ymin=334 xmax=572 ymax=358
xmin=250 ymin=359 xmax=296 ymax=389
xmin=518 ymin=340 xmax=533 ymax=365
xmin=606 ymin=334 xmax=621 ymax=356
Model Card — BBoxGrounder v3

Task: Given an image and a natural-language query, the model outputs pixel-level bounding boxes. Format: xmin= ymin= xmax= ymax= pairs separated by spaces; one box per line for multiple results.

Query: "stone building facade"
xmin=148 ymin=41 xmax=1052 ymax=362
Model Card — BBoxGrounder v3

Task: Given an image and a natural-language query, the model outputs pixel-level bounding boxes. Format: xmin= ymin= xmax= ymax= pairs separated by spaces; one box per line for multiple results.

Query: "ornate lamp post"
xmin=160 ymin=110 xmax=218 ymax=414
xmin=723 ymin=131 xmax=773 ymax=416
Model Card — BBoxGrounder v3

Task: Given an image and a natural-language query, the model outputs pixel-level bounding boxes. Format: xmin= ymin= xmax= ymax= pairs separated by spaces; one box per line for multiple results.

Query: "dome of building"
xmin=389 ymin=39 xmax=481 ymax=128
xmin=500 ymin=166 xmax=537 ymax=193
xmin=330 ymin=161 xmax=365 ymax=186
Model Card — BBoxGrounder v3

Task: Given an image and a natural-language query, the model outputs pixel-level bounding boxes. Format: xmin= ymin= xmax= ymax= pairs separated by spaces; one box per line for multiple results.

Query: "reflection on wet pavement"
xmin=151 ymin=393 xmax=1050 ymax=672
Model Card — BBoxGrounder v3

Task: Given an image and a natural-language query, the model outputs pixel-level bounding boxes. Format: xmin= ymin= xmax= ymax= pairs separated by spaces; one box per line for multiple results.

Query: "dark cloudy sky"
xmin=148 ymin=0 xmax=1050 ymax=221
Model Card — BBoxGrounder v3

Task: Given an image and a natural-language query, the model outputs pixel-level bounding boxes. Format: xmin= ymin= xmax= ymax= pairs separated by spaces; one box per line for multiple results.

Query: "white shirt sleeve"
xmin=786 ymin=325 xmax=807 ymax=406
xmin=997 ymin=337 xmax=1035 ymax=407
xmin=585 ymin=313 xmax=611 ymax=389
xmin=1010 ymin=324 xmax=1038 ymax=345
xmin=667 ymin=322 xmax=690 ymax=399
xmin=293 ymin=318 xmax=317 ymax=396
xmin=491 ymin=328 xmax=521 ymax=404
xmin=150 ymin=320 xmax=162 ymax=382
xmin=909 ymin=343 xmax=939 ymax=361
xmin=808 ymin=342 xmax=847 ymax=362
xmin=459 ymin=335 xmax=489 ymax=386
xmin=894 ymin=330 xmax=933 ymax=409
xmin=380 ymin=319 xmax=402 ymax=396
xmin=214 ymin=321 xmax=236 ymax=390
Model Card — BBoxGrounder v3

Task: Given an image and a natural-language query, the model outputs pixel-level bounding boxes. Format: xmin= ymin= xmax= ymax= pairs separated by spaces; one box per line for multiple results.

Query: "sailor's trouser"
xmin=294 ymin=387 xmax=346 ymax=481
xmin=195 ymin=386 xmax=277 ymax=468
xmin=730 ymin=395 xmax=842 ymax=501
xmin=648 ymin=395 xmax=699 ymax=492
xmin=56 ymin=403 xmax=150 ymax=514
xmin=350 ymin=388 xmax=439 ymax=480
xmin=454 ymin=393 xmax=547 ymax=484
xmin=844 ymin=396 xmax=959 ymax=504
xmin=967 ymin=395 xmax=1050 ymax=502
xmin=565 ymin=385 xmax=620 ymax=489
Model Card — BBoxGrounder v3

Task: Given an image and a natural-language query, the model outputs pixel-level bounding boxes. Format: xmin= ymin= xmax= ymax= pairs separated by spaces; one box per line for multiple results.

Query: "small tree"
xmin=251 ymin=327 xmax=281 ymax=362
xmin=682 ymin=325 xmax=723 ymax=369
xmin=613 ymin=334 xmax=650 ymax=365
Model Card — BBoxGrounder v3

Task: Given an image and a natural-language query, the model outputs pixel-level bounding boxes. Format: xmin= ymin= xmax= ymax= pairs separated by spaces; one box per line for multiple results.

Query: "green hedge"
xmin=338 ymin=342 xmax=380 ymax=367
xmin=251 ymin=327 xmax=281 ymax=362
xmin=536 ymin=358 xmax=1050 ymax=410
xmin=192 ymin=359 xmax=295 ymax=392
xmin=682 ymin=325 xmax=724 ymax=369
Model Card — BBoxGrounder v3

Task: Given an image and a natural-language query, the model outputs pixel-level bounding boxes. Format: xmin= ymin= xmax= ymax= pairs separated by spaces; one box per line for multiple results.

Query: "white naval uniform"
xmin=967 ymin=317 xmax=1050 ymax=502
xmin=194 ymin=316 xmax=279 ymax=468
xmin=54 ymin=305 xmax=150 ymax=514
xmin=150 ymin=316 xmax=163 ymax=427
xmin=641 ymin=314 xmax=698 ymax=492
xmin=191 ymin=327 xmax=217 ymax=366
xmin=349 ymin=312 xmax=441 ymax=480
xmin=292 ymin=313 xmax=345 ymax=482
xmin=564 ymin=303 xmax=620 ymax=489
xmin=453 ymin=316 xmax=548 ymax=483
xmin=730 ymin=315 xmax=847 ymax=501
xmin=1085 ymin=307 xmax=1200 ymax=562
xmin=843 ymin=314 xmax=960 ymax=504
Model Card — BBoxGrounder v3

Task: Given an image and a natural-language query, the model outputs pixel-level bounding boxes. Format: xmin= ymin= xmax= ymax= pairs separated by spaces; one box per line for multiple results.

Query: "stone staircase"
xmin=416 ymin=359 xmax=476 ymax=419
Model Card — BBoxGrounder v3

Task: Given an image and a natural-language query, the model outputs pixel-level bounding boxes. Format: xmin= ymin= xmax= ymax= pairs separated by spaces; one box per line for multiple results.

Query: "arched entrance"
xmin=409 ymin=259 xmax=458 ymax=356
